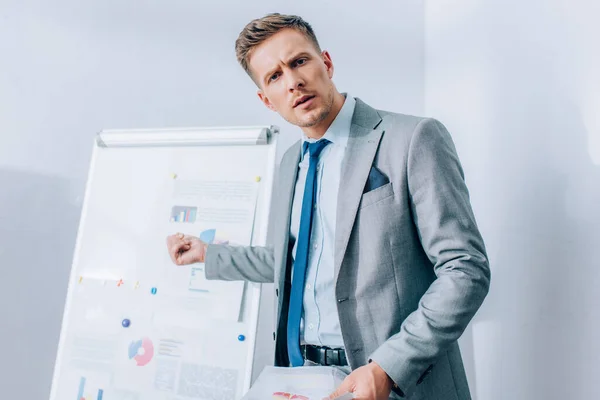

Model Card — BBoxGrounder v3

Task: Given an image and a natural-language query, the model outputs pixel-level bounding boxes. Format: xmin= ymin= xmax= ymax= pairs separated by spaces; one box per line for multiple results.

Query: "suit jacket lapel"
xmin=273 ymin=140 xmax=301 ymax=367
xmin=275 ymin=140 xmax=301 ymax=297
xmin=334 ymin=98 xmax=384 ymax=282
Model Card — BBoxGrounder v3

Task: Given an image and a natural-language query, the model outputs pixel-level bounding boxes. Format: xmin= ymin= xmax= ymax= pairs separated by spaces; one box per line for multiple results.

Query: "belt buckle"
xmin=332 ymin=349 xmax=340 ymax=366
xmin=326 ymin=349 xmax=341 ymax=366
xmin=318 ymin=347 xmax=327 ymax=365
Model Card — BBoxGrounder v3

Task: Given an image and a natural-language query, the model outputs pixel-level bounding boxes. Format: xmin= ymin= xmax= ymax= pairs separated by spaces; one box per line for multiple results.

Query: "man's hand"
xmin=166 ymin=232 xmax=208 ymax=265
xmin=327 ymin=362 xmax=393 ymax=400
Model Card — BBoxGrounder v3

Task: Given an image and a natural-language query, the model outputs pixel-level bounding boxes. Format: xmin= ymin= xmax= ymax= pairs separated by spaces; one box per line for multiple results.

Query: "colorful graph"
xmin=128 ymin=337 xmax=154 ymax=366
xmin=77 ymin=377 xmax=103 ymax=400
xmin=170 ymin=206 xmax=197 ymax=223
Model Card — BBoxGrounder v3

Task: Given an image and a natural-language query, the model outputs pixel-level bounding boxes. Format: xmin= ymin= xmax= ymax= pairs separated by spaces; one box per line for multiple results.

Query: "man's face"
xmin=249 ymin=29 xmax=336 ymax=130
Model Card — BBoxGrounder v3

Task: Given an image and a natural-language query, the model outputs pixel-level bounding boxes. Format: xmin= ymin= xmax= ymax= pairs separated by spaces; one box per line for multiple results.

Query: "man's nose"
xmin=286 ymin=70 xmax=305 ymax=92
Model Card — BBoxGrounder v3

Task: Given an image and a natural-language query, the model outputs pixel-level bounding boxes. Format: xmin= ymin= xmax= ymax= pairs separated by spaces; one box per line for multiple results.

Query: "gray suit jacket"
xmin=205 ymin=98 xmax=490 ymax=399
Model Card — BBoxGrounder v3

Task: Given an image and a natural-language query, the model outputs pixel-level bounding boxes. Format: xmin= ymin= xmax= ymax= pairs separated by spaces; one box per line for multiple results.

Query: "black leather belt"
xmin=302 ymin=344 xmax=348 ymax=366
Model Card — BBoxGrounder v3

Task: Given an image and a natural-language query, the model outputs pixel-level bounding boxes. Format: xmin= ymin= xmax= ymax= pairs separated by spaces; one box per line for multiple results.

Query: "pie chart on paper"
xmin=199 ymin=229 xmax=229 ymax=245
xmin=128 ymin=337 xmax=154 ymax=366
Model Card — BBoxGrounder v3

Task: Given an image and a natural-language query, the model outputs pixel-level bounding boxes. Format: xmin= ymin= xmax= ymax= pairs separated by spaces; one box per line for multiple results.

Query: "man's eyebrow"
xmin=287 ymin=52 xmax=311 ymax=64
xmin=262 ymin=52 xmax=313 ymax=84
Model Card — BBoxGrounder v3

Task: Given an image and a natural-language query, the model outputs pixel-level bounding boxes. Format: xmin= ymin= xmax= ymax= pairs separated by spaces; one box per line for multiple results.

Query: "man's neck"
xmin=301 ymin=92 xmax=346 ymax=140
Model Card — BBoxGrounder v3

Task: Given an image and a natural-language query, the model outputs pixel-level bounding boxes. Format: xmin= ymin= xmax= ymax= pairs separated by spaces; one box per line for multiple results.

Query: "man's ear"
xmin=322 ymin=50 xmax=335 ymax=79
xmin=257 ymin=91 xmax=276 ymax=112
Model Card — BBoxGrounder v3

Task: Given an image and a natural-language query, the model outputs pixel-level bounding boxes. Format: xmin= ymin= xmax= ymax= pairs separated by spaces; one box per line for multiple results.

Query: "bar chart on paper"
xmin=77 ymin=377 xmax=104 ymax=400
xmin=170 ymin=205 xmax=197 ymax=223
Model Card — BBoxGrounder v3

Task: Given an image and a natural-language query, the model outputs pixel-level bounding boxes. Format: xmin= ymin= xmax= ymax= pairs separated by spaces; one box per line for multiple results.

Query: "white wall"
xmin=0 ymin=1 xmax=424 ymax=398
xmin=425 ymin=1 xmax=600 ymax=399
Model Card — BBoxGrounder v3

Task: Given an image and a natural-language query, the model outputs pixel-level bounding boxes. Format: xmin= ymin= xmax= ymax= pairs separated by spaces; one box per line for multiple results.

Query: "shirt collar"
xmin=301 ymin=93 xmax=355 ymax=156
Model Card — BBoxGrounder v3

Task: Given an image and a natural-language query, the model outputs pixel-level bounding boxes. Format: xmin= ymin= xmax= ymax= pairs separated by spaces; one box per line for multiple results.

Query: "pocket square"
xmin=364 ymin=165 xmax=390 ymax=193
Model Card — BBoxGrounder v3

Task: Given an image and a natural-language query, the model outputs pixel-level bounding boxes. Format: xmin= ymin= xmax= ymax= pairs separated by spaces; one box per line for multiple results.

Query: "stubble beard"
xmin=292 ymin=87 xmax=334 ymax=128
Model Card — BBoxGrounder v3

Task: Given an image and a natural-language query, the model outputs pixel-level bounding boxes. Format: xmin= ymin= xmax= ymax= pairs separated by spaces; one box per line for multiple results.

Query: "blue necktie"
xmin=287 ymin=139 xmax=331 ymax=367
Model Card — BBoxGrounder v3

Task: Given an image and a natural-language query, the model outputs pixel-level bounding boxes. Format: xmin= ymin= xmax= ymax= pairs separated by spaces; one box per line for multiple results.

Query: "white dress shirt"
xmin=289 ymin=94 xmax=356 ymax=348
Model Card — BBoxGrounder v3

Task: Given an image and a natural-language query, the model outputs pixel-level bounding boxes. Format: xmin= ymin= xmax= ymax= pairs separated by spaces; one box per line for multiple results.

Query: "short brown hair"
xmin=235 ymin=13 xmax=321 ymax=81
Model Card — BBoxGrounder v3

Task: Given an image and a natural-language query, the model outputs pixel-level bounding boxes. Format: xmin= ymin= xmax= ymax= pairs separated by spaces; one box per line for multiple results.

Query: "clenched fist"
xmin=166 ymin=232 xmax=208 ymax=265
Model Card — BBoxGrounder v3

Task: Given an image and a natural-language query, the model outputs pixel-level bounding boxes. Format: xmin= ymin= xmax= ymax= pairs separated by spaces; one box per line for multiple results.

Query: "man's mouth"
xmin=294 ymin=95 xmax=315 ymax=108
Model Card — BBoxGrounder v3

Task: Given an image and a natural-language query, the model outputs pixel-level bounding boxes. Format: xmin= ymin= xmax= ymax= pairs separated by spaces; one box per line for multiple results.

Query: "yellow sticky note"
xmin=255 ymin=176 xmax=261 ymax=182
xmin=171 ymin=173 xmax=178 ymax=179
xmin=78 ymin=276 xmax=83 ymax=284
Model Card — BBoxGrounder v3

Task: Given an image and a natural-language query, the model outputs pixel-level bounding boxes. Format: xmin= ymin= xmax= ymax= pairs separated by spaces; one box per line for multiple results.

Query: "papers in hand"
xmin=241 ymin=366 xmax=351 ymax=400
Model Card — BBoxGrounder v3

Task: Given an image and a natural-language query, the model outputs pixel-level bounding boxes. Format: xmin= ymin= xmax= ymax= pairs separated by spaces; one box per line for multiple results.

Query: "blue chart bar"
xmin=97 ymin=389 xmax=104 ymax=400
xmin=77 ymin=377 xmax=86 ymax=400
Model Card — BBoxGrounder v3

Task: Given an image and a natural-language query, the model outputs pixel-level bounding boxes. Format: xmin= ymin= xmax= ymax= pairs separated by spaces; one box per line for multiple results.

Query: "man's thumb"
xmin=326 ymin=378 xmax=352 ymax=399
xmin=177 ymin=247 xmax=197 ymax=265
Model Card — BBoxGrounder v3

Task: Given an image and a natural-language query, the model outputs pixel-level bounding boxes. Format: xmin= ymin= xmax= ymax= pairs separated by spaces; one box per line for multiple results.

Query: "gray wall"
xmin=425 ymin=1 xmax=600 ymax=399
xmin=0 ymin=1 xmax=424 ymax=398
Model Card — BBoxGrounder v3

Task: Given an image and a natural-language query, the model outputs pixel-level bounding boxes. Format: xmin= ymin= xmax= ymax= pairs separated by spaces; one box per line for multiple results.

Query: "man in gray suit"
xmin=167 ymin=13 xmax=490 ymax=400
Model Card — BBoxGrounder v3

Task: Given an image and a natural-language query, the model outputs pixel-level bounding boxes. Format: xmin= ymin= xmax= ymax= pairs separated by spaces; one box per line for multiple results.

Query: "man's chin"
xmin=296 ymin=120 xmax=320 ymax=129
xmin=294 ymin=111 xmax=323 ymax=128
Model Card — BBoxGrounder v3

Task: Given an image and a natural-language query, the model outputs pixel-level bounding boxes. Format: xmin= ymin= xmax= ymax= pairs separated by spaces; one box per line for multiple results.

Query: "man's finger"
xmin=168 ymin=240 xmax=187 ymax=263
xmin=182 ymin=234 xmax=196 ymax=243
xmin=167 ymin=235 xmax=181 ymax=249
xmin=327 ymin=378 xmax=352 ymax=400
xmin=169 ymin=242 xmax=183 ymax=257
xmin=177 ymin=249 xmax=196 ymax=265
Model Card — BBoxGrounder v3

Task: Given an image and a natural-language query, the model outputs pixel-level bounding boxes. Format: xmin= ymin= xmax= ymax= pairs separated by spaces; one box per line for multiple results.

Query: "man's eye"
xmin=296 ymin=58 xmax=306 ymax=66
xmin=269 ymin=73 xmax=279 ymax=82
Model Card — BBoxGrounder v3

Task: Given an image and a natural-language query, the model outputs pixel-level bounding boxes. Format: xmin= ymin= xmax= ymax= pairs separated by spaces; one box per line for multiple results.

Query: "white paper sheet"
xmin=157 ymin=178 xmax=259 ymax=323
xmin=241 ymin=366 xmax=350 ymax=400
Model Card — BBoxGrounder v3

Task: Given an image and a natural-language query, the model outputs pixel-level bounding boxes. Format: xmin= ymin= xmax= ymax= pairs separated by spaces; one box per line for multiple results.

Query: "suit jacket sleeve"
xmin=368 ymin=118 xmax=491 ymax=396
xmin=204 ymin=244 xmax=275 ymax=283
